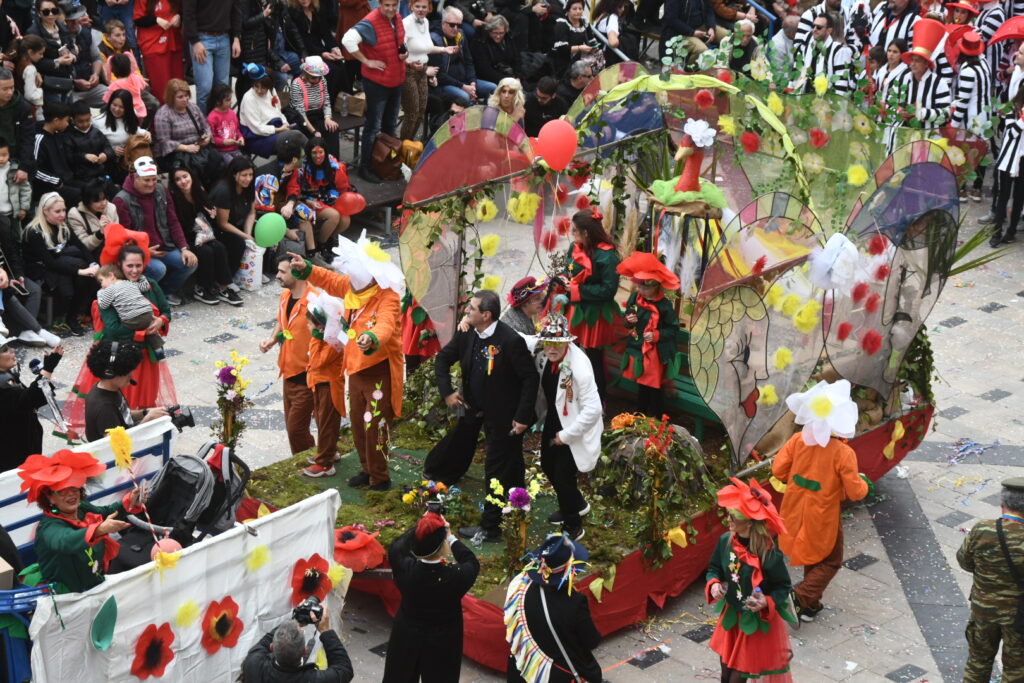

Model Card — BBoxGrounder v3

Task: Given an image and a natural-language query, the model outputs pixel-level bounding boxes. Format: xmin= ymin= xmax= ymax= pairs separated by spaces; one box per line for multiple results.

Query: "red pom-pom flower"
xmin=874 ymin=264 xmax=891 ymax=281
xmin=695 ymin=89 xmax=715 ymax=109
xmin=836 ymin=322 xmax=853 ymax=341
xmin=865 ymin=292 xmax=882 ymax=313
xmin=861 ymin=329 xmax=883 ymax=355
xmin=541 ymin=229 xmax=559 ymax=252
xmin=575 ymin=194 xmax=592 ymax=210
xmin=809 ymin=128 xmax=830 ymax=148
xmin=851 ymin=282 xmax=870 ymax=303
xmin=555 ymin=184 xmax=569 ymax=205
xmin=717 ymin=70 xmax=733 ymax=85
xmin=555 ymin=215 xmax=571 ymax=236
xmin=868 ymin=234 xmax=889 ymax=255
xmin=740 ymin=131 xmax=761 ymax=154
xmin=291 ymin=553 xmax=332 ymax=605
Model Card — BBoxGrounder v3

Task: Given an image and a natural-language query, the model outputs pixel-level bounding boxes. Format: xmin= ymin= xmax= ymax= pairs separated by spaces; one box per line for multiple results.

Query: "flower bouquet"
xmin=213 ymin=351 xmax=254 ymax=449
xmin=486 ymin=477 xmax=543 ymax=578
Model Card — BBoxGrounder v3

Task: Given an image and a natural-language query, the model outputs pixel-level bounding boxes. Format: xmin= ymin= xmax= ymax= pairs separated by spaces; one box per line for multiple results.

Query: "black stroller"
xmin=110 ymin=441 xmax=251 ymax=572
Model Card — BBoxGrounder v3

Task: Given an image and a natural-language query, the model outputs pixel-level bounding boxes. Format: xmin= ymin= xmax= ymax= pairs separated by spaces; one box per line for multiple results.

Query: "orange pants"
xmin=349 ymin=361 xmax=392 ymax=485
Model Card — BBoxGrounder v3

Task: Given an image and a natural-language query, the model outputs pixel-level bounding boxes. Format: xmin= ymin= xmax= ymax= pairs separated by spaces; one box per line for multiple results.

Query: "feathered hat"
xmin=716 ymin=477 xmax=787 ymax=536
xmin=616 ymin=251 xmax=681 ymax=290
xmin=525 ymin=533 xmax=590 ymax=591
xmin=331 ymin=229 xmax=406 ymax=294
xmin=18 ymin=450 xmax=106 ymax=503
xmin=536 ymin=294 xmax=576 ymax=343
xmin=507 ymin=276 xmax=549 ymax=309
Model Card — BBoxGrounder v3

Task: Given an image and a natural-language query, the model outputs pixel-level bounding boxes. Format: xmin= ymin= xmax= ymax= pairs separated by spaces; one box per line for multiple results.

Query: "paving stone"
xmin=981 ymin=493 xmax=1003 ymax=507
xmin=980 ymin=388 xmax=1011 ymax=402
xmin=979 ymin=302 xmax=1007 ymax=312
xmin=843 ymin=553 xmax=879 ymax=571
xmin=204 ymin=332 xmax=239 ymax=343
xmin=627 ymin=648 xmax=669 ymax=670
xmin=938 ymin=406 xmax=969 ymax=420
xmin=935 ymin=510 xmax=972 ymax=528
xmin=938 ymin=316 xmax=967 ymax=328
xmin=885 ymin=663 xmax=928 ymax=681
xmin=257 ymin=319 xmax=276 ymax=329
xmin=682 ymin=624 xmax=714 ymax=643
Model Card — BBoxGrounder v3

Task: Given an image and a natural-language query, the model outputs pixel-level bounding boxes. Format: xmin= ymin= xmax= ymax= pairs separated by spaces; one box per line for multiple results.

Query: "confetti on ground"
xmin=227 ymin=317 xmax=251 ymax=330
xmin=944 ymin=438 xmax=1000 ymax=465
xmin=953 ymin=282 xmax=975 ymax=288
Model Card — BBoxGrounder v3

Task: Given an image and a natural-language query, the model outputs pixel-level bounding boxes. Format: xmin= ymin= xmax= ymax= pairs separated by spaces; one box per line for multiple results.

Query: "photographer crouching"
xmin=241 ymin=597 xmax=354 ymax=682
xmin=83 ymin=341 xmax=170 ymax=442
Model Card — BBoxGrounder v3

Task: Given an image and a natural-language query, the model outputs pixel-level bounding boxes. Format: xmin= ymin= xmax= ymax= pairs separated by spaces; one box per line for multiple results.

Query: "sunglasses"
xmin=444 ymin=21 xmax=461 ymax=27
xmin=39 ymin=6 xmax=60 ymax=15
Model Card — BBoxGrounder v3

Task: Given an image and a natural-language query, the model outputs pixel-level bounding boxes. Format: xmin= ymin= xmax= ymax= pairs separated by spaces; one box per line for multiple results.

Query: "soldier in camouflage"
xmin=957 ymin=477 xmax=1024 ymax=683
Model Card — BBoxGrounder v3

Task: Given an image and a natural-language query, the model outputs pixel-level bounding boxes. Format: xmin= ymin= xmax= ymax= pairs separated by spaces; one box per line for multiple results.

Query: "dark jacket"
xmin=524 ymin=92 xmax=568 ymax=136
xmin=182 ymin=0 xmax=244 ymax=44
xmin=239 ymin=0 xmax=289 ymax=71
xmin=31 ymin=125 xmax=73 ymax=194
xmin=289 ymin=5 xmax=340 ymax=57
xmin=0 ymin=92 xmax=36 ymax=176
xmin=551 ymin=17 xmax=595 ymax=78
xmin=26 ymin=20 xmax=76 ymax=81
xmin=470 ymin=33 xmax=520 ymax=84
xmin=242 ymin=628 xmax=354 ymax=683
xmin=0 ymin=370 xmax=47 ymax=473
xmin=435 ymin=321 xmax=538 ymax=428
xmin=68 ymin=24 xmax=99 ymax=80
xmin=429 ymin=30 xmax=476 ymax=89
xmin=21 ymin=223 xmax=90 ymax=284
xmin=507 ymin=582 xmax=603 ymax=682
xmin=663 ymin=0 xmax=716 ymax=41
xmin=65 ymin=123 xmax=115 ymax=182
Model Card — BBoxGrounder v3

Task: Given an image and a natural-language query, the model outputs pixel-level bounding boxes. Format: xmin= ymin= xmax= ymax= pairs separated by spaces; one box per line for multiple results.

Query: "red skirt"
xmin=709 ymin=607 xmax=793 ymax=681
xmin=622 ymin=347 xmax=664 ymax=389
xmin=568 ymin=303 xmax=623 ymax=349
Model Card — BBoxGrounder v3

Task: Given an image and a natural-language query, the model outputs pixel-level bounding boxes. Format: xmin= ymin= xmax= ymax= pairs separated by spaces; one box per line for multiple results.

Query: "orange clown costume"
xmin=771 ymin=379 xmax=871 ymax=619
xmin=292 ymin=230 xmax=404 ymax=489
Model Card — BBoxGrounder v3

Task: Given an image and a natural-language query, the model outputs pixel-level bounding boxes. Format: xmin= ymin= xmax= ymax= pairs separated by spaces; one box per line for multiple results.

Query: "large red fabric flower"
xmin=695 ymin=89 xmax=715 ymax=108
xmin=740 ymin=131 xmax=760 ymax=154
xmin=200 ymin=597 xmax=244 ymax=654
xmin=18 ymin=450 xmax=106 ymax=502
xmin=568 ymin=161 xmax=591 ymax=189
xmin=861 ymin=329 xmax=883 ymax=355
xmin=291 ymin=554 xmax=332 ymax=606
xmin=334 ymin=527 xmax=386 ymax=572
xmin=809 ymin=128 xmax=830 ymax=148
xmin=131 ymin=623 xmax=175 ymax=679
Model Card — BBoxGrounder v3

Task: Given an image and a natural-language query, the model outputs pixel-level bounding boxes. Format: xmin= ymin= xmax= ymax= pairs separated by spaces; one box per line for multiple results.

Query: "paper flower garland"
xmin=847 ymin=164 xmax=869 ymax=186
xmin=507 ymin=192 xmax=541 ymax=224
xmin=480 ymin=233 xmax=500 ymax=257
xmin=785 ymin=379 xmax=858 ymax=447
xmin=808 ymin=233 xmax=859 ymax=291
xmin=131 ymin=623 xmax=175 ymax=679
xmin=291 ymin=554 xmax=333 ymax=605
xmin=200 ymin=597 xmax=244 ymax=655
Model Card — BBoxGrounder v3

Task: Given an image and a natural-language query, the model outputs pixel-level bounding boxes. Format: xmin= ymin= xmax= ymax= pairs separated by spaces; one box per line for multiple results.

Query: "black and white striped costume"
xmin=874 ymin=60 xmax=908 ymax=103
xmin=995 ymin=116 xmax=1024 ymax=176
xmin=1002 ymin=0 xmax=1024 ymax=22
xmin=952 ymin=59 xmax=993 ymax=133
xmin=794 ymin=1 xmax=860 ymax=49
xmin=867 ymin=5 xmax=918 ymax=52
xmin=978 ymin=2 xmax=1005 ymax=86
xmin=792 ymin=37 xmax=855 ymax=94
xmin=885 ymin=69 xmax=952 ymax=152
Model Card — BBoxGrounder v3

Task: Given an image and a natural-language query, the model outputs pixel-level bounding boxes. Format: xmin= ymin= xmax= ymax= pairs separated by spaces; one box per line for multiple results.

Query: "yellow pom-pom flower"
xmin=780 ymin=293 xmax=802 ymax=316
xmin=813 ymin=75 xmax=828 ymax=96
xmin=767 ymin=92 xmax=784 ymax=117
xmin=773 ymin=347 xmax=793 ymax=371
xmin=107 ymin=426 xmax=134 ymax=470
xmin=489 ymin=478 xmax=504 ymax=496
xmin=482 ymin=274 xmax=502 ymax=291
xmin=480 ymin=233 xmax=500 ymax=258
xmin=758 ymin=385 xmax=778 ymax=405
xmin=175 ymin=600 xmax=200 ymax=628
xmin=402 ymin=492 xmax=415 ymax=504
xmin=363 ymin=241 xmax=392 ymax=262
xmin=764 ymin=284 xmax=784 ymax=310
xmin=792 ymin=300 xmax=822 ymax=334
xmin=508 ymin=192 xmax=541 ymax=224
xmin=476 ymin=200 xmax=498 ymax=223
xmin=328 ymin=563 xmax=349 ymax=587
xmin=718 ymin=115 xmax=737 ymax=136
xmin=847 ymin=164 xmax=869 ymax=187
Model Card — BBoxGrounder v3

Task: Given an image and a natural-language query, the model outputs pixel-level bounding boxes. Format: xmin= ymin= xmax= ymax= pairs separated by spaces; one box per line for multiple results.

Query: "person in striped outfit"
xmin=990 ymin=89 xmax=1024 ymax=247
xmin=793 ymin=0 xmax=843 ymax=48
xmin=887 ymin=19 xmax=951 ymax=154
xmin=952 ymin=31 xmax=993 ymax=201
xmin=790 ymin=12 xmax=854 ymax=95
xmin=865 ymin=0 xmax=919 ymax=54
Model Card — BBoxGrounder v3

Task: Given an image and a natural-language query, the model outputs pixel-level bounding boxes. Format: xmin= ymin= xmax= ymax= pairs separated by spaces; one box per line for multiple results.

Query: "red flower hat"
xmin=131 ymin=623 xmax=175 ymax=679
xmin=18 ymin=450 xmax=106 ymax=502
xmin=716 ymin=477 xmax=787 ymax=535
xmin=334 ymin=527 xmax=386 ymax=572
xmin=616 ymin=251 xmax=681 ymax=290
xmin=200 ymin=597 xmax=244 ymax=655
xmin=100 ymin=223 xmax=151 ymax=267
xmin=291 ymin=554 xmax=332 ymax=605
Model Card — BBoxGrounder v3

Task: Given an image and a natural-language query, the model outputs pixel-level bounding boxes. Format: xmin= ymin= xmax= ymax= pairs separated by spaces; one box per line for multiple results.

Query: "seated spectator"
xmin=113 ymin=156 xmax=199 ymax=306
xmin=237 ymin=3 xmax=294 ymax=102
xmin=104 ymin=54 xmax=149 ymax=121
xmin=660 ymin=0 xmax=723 ymax=62
xmin=206 ymin=82 xmax=244 ymax=161
xmin=67 ymin=179 xmax=120 ymax=259
xmin=471 ymin=15 xmax=520 ymax=87
xmin=13 ymin=35 xmax=47 ymax=120
xmin=285 ymin=136 xmax=352 ymax=258
xmin=63 ymin=2 xmax=108 ymax=108
xmin=66 ymin=100 xmax=115 ymax=192
xmin=767 ymin=14 xmax=799 ymax=77
xmin=22 ymin=192 xmax=98 ymax=335
xmin=429 ymin=7 xmax=496 ymax=106
xmin=593 ymin=0 xmax=638 ymax=63
xmin=487 ymin=76 xmax=524 ymax=124
xmin=517 ymin=0 xmax=558 ymax=55
xmin=255 ymin=137 xmax=315 ymax=246
xmin=95 ymin=89 xmax=151 ymax=185
xmin=289 ymin=56 xmax=340 ymax=159
xmin=27 ymin=0 xmax=77 ymax=104
xmin=33 ymin=101 xmax=83 ymax=205
xmin=169 ymin=165 xmax=241 ymax=306
xmin=711 ymin=0 xmax=761 ymax=33
xmin=556 ymin=60 xmax=593 ymax=106
xmin=153 ymin=78 xmax=226 ymax=190
xmin=209 ymin=156 xmax=257 ymax=277
xmin=240 ymin=70 xmax=291 ymax=158
xmin=524 ymin=75 xmax=568 ymax=136
xmin=552 ymin=0 xmax=604 ymax=79
xmin=98 ymin=18 xmax=161 ymax=116
xmin=719 ymin=18 xmax=759 ymax=72
xmin=451 ymin=0 xmax=493 ymax=39
xmin=132 ymin=0 xmax=184 ymax=105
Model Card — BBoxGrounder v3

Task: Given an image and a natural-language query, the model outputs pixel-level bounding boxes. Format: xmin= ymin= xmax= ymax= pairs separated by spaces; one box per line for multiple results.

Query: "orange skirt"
xmin=709 ymin=608 xmax=793 ymax=681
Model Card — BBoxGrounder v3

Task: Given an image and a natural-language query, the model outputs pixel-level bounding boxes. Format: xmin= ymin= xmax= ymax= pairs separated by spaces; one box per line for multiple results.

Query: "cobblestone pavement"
xmin=35 ymin=197 xmax=1024 ymax=682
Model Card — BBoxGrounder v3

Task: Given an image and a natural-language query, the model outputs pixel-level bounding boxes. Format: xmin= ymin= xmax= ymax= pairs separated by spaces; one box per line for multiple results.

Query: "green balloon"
xmin=254 ymin=212 xmax=287 ymax=248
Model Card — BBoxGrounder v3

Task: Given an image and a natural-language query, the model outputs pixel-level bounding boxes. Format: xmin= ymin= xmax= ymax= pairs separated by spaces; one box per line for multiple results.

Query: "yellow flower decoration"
xmin=363 ymin=241 xmax=392 ymax=262
xmin=245 ymin=545 xmax=271 ymax=571
xmin=847 ymin=164 xmax=869 ymax=187
xmin=802 ymin=153 xmax=825 ymax=175
xmin=766 ymin=92 xmax=784 ymax=117
xmin=508 ymin=192 xmax=541 ymax=224
xmin=481 ymin=274 xmax=502 ymax=291
xmin=489 ymin=478 xmax=504 ymax=496
xmin=480 ymin=233 xmax=500 ymax=258
xmin=928 ymin=136 xmax=950 ymax=149
xmin=718 ymin=115 xmax=736 ymax=136
xmin=107 ymin=426 xmax=134 ymax=470
xmin=758 ymin=384 xmax=778 ymax=405
xmin=946 ymin=146 xmax=966 ymax=166
xmin=329 ymin=563 xmax=350 ymax=588
xmin=780 ymin=293 xmax=802 ymax=317
xmin=347 ymin=328 xmax=357 ymax=339
xmin=792 ymin=300 xmax=821 ymax=334
xmin=764 ymin=284 xmax=784 ymax=310
xmin=527 ymin=478 xmax=542 ymax=497
xmin=773 ymin=347 xmax=793 ymax=371
xmin=152 ymin=550 xmax=181 ymax=579
xmin=749 ymin=57 xmax=768 ymax=82
xmin=175 ymin=600 xmax=201 ymax=628
xmin=476 ymin=200 xmax=498 ymax=223
xmin=402 ymin=492 xmax=415 ymax=504
xmin=813 ymin=75 xmax=828 ymax=96
xmin=853 ymin=114 xmax=872 ymax=135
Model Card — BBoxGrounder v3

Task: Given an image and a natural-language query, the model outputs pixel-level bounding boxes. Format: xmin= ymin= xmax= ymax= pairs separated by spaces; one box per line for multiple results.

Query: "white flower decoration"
xmin=808 ymin=233 xmax=860 ymax=291
xmin=684 ymin=118 xmax=717 ymax=148
xmin=785 ymin=379 xmax=859 ymax=447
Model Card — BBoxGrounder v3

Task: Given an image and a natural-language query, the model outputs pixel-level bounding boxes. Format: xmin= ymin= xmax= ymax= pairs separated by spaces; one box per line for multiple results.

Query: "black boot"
xmin=990 ymin=226 xmax=1004 ymax=247
xmin=1001 ymin=228 xmax=1017 ymax=244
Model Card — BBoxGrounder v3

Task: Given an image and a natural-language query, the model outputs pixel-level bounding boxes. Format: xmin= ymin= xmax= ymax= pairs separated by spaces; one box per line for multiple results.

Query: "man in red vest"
xmin=341 ymin=0 xmax=407 ymax=184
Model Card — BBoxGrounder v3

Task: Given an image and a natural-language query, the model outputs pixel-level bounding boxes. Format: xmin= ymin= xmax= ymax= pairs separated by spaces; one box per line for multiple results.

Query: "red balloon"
xmin=535 ymin=119 xmax=578 ymax=171
xmin=337 ymin=191 xmax=367 ymax=216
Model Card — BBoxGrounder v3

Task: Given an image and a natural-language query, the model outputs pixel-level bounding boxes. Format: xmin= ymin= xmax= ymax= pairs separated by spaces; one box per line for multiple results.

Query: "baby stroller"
xmin=110 ymin=441 xmax=251 ymax=571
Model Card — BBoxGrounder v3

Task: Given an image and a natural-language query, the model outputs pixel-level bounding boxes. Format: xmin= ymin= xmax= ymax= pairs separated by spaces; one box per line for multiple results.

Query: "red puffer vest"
xmin=360 ymin=9 xmax=406 ymax=88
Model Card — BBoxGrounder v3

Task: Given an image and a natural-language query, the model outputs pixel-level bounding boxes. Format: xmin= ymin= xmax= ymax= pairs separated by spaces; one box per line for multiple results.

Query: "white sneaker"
xmin=38 ymin=329 xmax=62 ymax=347
xmin=17 ymin=330 xmax=47 ymax=346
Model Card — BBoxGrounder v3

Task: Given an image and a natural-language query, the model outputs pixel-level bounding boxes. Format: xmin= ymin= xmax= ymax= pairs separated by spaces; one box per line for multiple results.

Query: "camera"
xmin=293 ymin=595 xmax=324 ymax=626
xmin=166 ymin=405 xmax=195 ymax=432
xmin=426 ymin=500 xmax=446 ymax=514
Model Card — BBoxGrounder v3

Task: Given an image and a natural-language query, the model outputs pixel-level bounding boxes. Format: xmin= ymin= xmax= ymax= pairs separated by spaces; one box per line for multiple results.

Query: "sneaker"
xmin=796 ymin=603 xmax=823 ymax=622
xmin=193 ymin=287 xmax=220 ymax=305
xmin=347 ymin=471 xmax=371 ymax=487
xmin=548 ymin=501 xmax=591 ymax=525
xmin=563 ymin=526 xmax=585 ymax=541
xmin=307 ymin=453 xmax=343 ymax=464
xmin=165 ymin=293 xmax=183 ymax=306
xmin=971 ymin=188 xmax=983 ymax=202
xmin=978 ymin=212 xmax=997 ymax=224
xmin=65 ymin=318 xmax=85 ymax=337
xmin=50 ymin=321 xmax=71 ymax=336
xmin=368 ymin=479 xmax=392 ymax=491
xmin=303 ymin=464 xmax=336 ymax=478
xmin=219 ymin=288 xmax=243 ymax=306
xmin=16 ymin=330 xmax=47 ymax=347
xmin=458 ymin=525 xmax=502 ymax=542
xmin=38 ymin=329 xmax=62 ymax=347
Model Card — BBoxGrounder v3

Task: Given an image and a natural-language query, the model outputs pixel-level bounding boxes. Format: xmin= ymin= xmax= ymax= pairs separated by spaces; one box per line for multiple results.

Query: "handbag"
xmin=193 ymin=215 xmax=215 ymax=247
xmin=370 ymin=132 xmax=404 ymax=181
xmin=42 ymin=75 xmax=74 ymax=93
xmin=995 ymin=518 xmax=1024 ymax=634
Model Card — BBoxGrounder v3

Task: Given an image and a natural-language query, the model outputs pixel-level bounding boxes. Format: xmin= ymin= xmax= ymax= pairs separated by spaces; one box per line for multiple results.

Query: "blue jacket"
xmin=428 ymin=30 xmax=476 ymax=89
xmin=663 ymin=0 xmax=716 ymax=40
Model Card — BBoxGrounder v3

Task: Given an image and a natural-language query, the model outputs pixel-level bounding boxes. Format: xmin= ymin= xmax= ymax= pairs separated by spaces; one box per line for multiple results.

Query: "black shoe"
xmin=990 ymin=230 xmax=1004 ymax=248
xmin=548 ymin=501 xmax=592 ymax=525
xmin=219 ymin=288 xmax=243 ymax=306
xmin=1001 ymin=231 xmax=1017 ymax=244
xmin=153 ymin=347 xmax=166 ymax=361
xmin=563 ymin=525 xmax=585 ymax=541
xmin=347 ymin=472 xmax=370 ymax=487
xmin=458 ymin=525 xmax=502 ymax=542
xmin=193 ymin=287 xmax=220 ymax=305
xmin=65 ymin=317 xmax=84 ymax=336
xmin=368 ymin=479 xmax=392 ymax=491
xmin=358 ymin=166 xmax=382 ymax=184
xmin=796 ymin=602 xmax=823 ymax=622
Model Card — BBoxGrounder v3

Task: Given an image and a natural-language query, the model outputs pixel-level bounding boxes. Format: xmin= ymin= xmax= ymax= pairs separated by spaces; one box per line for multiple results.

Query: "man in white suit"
xmin=526 ymin=296 xmax=603 ymax=541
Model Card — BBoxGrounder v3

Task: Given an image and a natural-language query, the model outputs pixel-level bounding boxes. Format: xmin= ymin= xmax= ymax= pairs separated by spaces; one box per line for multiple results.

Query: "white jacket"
xmin=525 ymin=338 xmax=603 ymax=473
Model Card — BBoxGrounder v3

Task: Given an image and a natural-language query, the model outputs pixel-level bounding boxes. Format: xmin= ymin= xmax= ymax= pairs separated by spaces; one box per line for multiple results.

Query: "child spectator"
xmin=32 ymin=101 xmax=80 ymax=205
xmin=104 ymin=53 xmax=149 ymax=120
xmin=95 ymin=263 xmax=166 ymax=360
xmin=65 ymin=100 xmax=115 ymax=191
xmin=0 ymin=138 xmax=33 ymax=231
xmin=206 ymin=82 xmax=244 ymax=161
xmin=94 ymin=89 xmax=151 ymax=185
xmin=13 ymin=35 xmax=46 ymax=121
xmin=99 ymin=19 xmax=161 ymax=116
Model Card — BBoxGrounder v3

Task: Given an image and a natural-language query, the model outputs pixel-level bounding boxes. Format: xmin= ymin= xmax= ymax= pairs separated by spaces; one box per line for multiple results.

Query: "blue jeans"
xmin=143 ymin=248 xmax=199 ymax=296
xmin=98 ymin=1 xmax=137 ymax=48
xmin=437 ymin=80 xmax=496 ymax=107
xmin=360 ymin=78 xmax=402 ymax=170
xmin=191 ymin=32 xmax=231 ymax=114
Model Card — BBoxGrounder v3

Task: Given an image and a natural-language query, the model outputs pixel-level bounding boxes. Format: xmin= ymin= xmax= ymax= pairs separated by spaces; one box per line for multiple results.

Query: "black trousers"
xmin=993 ymin=167 xmax=1024 ymax=235
xmin=637 ymin=384 xmax=665 ymax=418
xmin=583 ymin=347 xmax=606 ymax=403
xmin=193 ymin=238 xmax=233 ymax=289
xmin=217 ymin=229 xmax=248 ymax=275
xmin=540 ymin=424 xmax=585 ymax=529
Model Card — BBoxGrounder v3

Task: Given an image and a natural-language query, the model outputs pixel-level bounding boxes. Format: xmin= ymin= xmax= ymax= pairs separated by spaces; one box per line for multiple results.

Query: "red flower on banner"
xmin=865 ymin=292 xmax=882 ymax=313
xmin=541 ymin=229 xmax=559 ymax=252
xmin=717 ymin=70 xmax=733 ymax=84
xmin=555 ymin=184 xmax=569 ymax=204
xmin=695 ymin=89 xmax=715 ymax=108
xmin=131 ymin=623 xmax=175 ymax=679
xmin=200 ymin=597 xmax=244 ymax=655
xmin=291 ymin=554 xmax=332 ymax=605
xmin=740 ymin=131 xmax=760 ymax=154
xmin=575 ymin=194 xmax=592 ymax=210
xmin=851 ymin=282 xmax=869 ymax=303
xmin=751 ymin=255 xmax=767 ymax=276
xmin=861 ymin=329 xmax=883 ymax=355
xmin=334 ymin=527 xmax=385 ymax=572
xmin=836 ymin=322 xmax=853 ymax=341
xmin=809 ymin=128 xmax=830 ymax=148
xmin=868 ymin=234 xmax=889 ymax=255
xmin=555 ymin=215 xmax=571 ymax=236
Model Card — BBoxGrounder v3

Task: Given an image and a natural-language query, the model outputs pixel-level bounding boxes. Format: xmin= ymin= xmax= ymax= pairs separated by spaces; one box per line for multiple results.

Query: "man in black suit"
xmin=425 ymin=290 xmax=539 ymax=542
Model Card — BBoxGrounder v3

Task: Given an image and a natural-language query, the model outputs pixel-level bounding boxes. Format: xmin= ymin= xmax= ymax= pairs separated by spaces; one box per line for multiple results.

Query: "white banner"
xmin=29 ymin=489 xmax=342 ymax=682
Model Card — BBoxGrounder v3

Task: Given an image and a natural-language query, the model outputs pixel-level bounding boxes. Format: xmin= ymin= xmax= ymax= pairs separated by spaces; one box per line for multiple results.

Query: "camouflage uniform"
xmin=957 ymin=517 xmax=1024 ymax=683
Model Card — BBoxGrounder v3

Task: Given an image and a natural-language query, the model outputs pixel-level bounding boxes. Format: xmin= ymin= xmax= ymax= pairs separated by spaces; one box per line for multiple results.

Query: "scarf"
xmin=730 ymin=532 xmax=763 ymax=590
xmin=636 ymin=293 xmax=662 ymax=355
xmin=44 ymin=509 xmax=121 ymax=574
xmin=344 ymin=284 xmax=379 ymax=313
